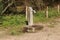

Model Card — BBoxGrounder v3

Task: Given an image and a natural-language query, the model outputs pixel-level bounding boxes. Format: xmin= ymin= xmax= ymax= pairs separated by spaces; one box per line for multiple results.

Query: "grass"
xmin=0 ymin=14 xmax=26 ymax=35
xmin=0 ymin=1 xmax=60 ymax=35
xmin=34 ymin=8 xmax=60 ymax=23
xmin=0 ymin=7 xmax=60 ymax=35
xmin=2 ymin=14 xmax=26 ymax=27
xmin=8 ymin=25 xmax=24 ymax=35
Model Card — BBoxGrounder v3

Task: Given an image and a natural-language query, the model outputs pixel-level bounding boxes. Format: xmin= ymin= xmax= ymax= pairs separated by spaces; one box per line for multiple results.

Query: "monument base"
xmin=22 ymin=24 xmax=44 ymax=33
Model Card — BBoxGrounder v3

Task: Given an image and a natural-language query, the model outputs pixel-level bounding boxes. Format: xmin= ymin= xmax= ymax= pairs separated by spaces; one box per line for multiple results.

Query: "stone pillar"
xmin=26 ymin=6 xmax=36 ymax=26
xmin=29 ymin=7 xmax=33 ymax=25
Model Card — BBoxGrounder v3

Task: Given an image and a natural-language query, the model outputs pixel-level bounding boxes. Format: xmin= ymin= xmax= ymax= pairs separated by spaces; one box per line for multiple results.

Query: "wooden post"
xmin=57 ymin=4 xmax=59 ymax=13
xmin=26 ymin=6 xmax=28 ymax=20
xmin=46 ymin=6 xmax=48 ymax=18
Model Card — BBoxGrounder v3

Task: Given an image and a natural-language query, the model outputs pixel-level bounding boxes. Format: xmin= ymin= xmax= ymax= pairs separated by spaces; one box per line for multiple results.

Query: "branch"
xmin=1 ymin=2 xmax=14 ymax=14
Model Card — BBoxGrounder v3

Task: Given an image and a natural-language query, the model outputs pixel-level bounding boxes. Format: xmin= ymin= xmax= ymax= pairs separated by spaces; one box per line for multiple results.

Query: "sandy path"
xmin=0 ymin=19 xmax=60 ymax=40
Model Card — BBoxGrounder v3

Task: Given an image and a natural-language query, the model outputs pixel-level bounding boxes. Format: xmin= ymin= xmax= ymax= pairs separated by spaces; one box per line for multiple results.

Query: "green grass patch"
xmin=1 ymin=14 xmax=26 ymax=35
xmin=2 ymin=14 xmax=26 ymax=27
xmin=34 ymin=8 xmax=60 ymax=23
xmin=0 ymin=7 xmax=60 ymax=35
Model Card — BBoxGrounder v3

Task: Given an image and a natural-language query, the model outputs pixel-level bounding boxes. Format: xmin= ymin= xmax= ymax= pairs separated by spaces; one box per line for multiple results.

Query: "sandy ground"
xmin=0 ymin=18 xmax=60 ymax=40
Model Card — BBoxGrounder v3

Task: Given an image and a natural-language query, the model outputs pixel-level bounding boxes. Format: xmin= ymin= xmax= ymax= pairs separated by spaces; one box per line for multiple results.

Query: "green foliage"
xmin=48 ymin=8 xmax=60 ymax=18
xmin=1 ymin=14 xmax=26 ymax=35
xmin=34 ymin=10 xmax=46 ymax=23
xmin=34 ymin=8 xmax=60 ymax=23
xmin=2 ymin=14 xmax=26 ymax=27
xmin=1 ymin=7 xmax=60 ymax=35
xmin=0 ymin=0 xmax=60 ymax=35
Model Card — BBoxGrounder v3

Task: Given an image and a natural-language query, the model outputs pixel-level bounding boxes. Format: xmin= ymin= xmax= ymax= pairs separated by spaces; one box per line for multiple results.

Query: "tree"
xmin=1 ymin=0 xmax=17 ymax=15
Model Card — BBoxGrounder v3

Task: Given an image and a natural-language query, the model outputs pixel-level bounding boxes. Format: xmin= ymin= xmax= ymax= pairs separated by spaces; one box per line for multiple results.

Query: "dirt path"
xmin=0 ymin=19 xmax=60 ymax=40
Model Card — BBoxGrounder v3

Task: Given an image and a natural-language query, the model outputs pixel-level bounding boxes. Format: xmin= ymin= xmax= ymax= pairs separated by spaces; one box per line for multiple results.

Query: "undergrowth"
xmin=0 ymin=7 xmax=60 ymax=35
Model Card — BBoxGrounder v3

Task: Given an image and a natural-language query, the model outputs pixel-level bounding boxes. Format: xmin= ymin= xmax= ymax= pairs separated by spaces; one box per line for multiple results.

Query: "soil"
xmin=0 ymin=18 xmax=60 ymax=40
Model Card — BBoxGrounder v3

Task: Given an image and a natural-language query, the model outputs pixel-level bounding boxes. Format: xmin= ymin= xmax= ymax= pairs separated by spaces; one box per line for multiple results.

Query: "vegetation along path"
xmin=0 ymin=18 xmax=60 ymax=40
